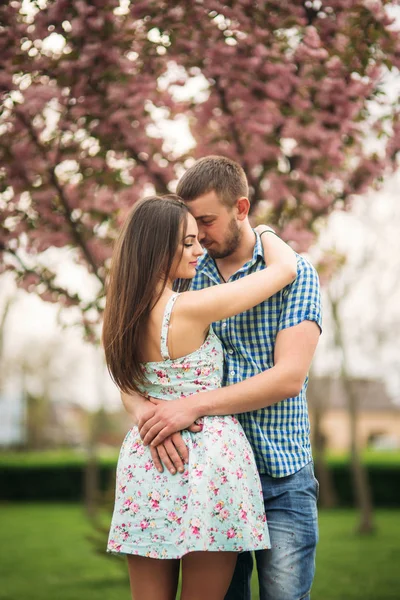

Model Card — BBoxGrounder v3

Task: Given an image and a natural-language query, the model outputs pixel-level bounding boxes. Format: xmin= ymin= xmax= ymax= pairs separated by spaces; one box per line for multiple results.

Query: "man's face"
xmin=185 ymin=191 xmax=241 ymax=259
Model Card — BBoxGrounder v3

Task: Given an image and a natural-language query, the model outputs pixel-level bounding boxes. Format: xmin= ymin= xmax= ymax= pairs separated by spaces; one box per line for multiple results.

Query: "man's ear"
xmin=236 ymin=197 xmax=250 ymax=221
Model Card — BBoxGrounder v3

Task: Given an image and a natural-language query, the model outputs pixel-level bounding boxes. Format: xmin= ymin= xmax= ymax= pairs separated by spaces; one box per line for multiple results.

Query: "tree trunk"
xmin=342 ymin=376 xmax=375 ymax=534
xmin=312 ymin=403 xmax=338 ymax=509
xmin=330 ymin=294 xmax=375 ymax=534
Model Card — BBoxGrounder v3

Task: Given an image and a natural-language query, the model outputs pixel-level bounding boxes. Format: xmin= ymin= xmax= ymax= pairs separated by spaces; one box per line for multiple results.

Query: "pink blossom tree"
xmin=1 ymin=0 xmax=400 ymax=327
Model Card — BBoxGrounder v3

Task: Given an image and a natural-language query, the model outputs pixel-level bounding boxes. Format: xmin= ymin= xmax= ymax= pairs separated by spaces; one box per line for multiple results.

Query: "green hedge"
xmin=329 ymin=464 xmax=400 ymax=507
xmin=0 ymin=454 xmax=399 ymax=506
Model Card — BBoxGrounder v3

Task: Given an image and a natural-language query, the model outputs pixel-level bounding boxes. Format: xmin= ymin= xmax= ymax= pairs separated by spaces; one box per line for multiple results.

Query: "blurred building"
xmin=308 ymin=377 xmax=400 ymax=451
xmin=0 ymin=391 xmax=89 ymax=449
xmin=0 ymin=390 xmax=26 ymax=446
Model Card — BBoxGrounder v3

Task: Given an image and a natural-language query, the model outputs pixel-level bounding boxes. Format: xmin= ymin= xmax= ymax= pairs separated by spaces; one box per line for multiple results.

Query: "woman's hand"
xmin=254 ymin=224 xmax=276 ymax=235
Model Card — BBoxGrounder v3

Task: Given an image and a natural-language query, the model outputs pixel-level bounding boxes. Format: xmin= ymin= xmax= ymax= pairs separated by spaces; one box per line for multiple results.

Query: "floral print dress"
xmin=107 ymin=293 xmax=270 ymax=559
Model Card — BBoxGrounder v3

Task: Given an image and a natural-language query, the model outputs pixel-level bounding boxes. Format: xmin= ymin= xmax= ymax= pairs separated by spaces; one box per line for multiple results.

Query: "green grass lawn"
xmin=0 ymin=504 xmax=399 ymax=600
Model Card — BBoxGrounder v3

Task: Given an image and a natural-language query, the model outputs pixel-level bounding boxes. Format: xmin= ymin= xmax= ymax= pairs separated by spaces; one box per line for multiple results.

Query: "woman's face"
xmin=170 ymin=213 xmax=204 ymax=280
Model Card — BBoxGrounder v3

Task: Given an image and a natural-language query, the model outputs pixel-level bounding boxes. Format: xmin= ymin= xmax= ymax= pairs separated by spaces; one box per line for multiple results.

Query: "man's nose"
xmin=197 ymin=227 xmax=206 ymax=242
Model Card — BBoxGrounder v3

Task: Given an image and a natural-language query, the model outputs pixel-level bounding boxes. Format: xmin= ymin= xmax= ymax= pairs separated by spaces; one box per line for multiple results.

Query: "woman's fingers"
xmin=149 ymin=445 xmax=164 ymax=473
xmin=154 ymin=443 xmax=177 ymax=474
xmin=187 ymin=423 xmax=203 ymax=433
xmin=163 ymin=438 xmax=185 ymax=473
xmin=170 ymin=432 xmax=189 ymax=464
xmin=148 ymin=434 xmax=188 ymax=475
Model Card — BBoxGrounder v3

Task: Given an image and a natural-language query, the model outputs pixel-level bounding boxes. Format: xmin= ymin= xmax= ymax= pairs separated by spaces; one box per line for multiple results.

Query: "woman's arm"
xmin=121 ymin=390 xmax=201 ymax=474
xmin=178 ymin=230 xmax=297 ymax=327
xmin=121 ymin=390 xmax=148 ymax=425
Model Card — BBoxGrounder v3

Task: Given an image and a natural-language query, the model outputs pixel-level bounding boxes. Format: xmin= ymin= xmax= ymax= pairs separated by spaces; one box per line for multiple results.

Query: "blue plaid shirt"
xmin=191 ymin=232 xmax=322 ymax=477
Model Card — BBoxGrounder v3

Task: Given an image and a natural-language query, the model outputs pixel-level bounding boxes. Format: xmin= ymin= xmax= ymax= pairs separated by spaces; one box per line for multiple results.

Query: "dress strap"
xmin=160 ymin=293 xmax=180 ymax=360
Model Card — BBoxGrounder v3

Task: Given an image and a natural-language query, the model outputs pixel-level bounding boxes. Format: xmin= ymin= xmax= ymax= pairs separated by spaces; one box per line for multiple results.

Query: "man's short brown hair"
xmin=176 ymin=155 xmax=249 ymax=208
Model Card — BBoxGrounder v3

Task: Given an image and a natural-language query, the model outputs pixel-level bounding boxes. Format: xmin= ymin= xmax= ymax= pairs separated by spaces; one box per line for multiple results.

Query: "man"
xmin=124 ymin=156 xmax=322 ymax=600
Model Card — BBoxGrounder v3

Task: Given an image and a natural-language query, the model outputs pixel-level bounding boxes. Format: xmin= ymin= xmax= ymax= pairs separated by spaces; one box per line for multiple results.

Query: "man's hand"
xmin=121 ymin=391 xmax=202 ymax=472
xmin=138 ymin=397 xmax=200 ymax=447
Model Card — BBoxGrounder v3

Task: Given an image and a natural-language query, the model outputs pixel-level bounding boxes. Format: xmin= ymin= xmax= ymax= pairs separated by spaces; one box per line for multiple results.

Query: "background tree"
xmin=1 ymin=0 xmax=400 ymax=333
xmin=310 ymin=174 xmax=400 ymax=532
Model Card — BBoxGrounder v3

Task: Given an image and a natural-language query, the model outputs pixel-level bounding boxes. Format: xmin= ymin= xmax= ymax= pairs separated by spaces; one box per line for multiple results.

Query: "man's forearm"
xmin=193 ymin=320 xmax=319 ymax=418
xmin=192 ymin=364 xmax=302 ymax=418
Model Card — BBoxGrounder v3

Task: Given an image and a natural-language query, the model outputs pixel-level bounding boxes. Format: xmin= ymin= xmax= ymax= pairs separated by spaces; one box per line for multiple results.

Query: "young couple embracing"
xmin=103 ymin=155 xmax=322 ymax=600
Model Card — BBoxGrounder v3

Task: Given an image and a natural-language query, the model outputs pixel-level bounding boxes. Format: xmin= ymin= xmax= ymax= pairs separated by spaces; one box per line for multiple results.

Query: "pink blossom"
xmin=1 ymin=0 xmax=399 ymax=324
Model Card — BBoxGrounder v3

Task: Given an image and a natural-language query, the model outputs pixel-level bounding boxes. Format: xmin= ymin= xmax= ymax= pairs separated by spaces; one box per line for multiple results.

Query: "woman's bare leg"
xmin=180 ymin=552 xmax=238 ymax=600
xmin=127 ymin=555 xmax=180 ymax=600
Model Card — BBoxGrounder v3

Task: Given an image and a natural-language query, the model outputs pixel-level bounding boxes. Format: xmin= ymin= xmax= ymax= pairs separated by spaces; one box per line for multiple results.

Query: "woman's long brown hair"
xmin=102 ymin=195 xmax=191 ymax=394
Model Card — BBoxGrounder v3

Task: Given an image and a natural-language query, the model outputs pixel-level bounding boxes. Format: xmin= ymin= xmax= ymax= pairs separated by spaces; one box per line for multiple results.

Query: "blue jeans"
xmin=225 ymin=461 xmax=319 ymax=600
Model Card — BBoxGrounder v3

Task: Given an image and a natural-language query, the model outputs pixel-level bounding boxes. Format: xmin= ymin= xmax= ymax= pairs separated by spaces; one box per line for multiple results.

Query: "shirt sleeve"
xmin=277 ymin=255 xmax=322 ymax=333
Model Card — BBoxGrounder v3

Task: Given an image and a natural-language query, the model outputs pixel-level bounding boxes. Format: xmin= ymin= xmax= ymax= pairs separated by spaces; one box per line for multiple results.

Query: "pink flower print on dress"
xmin=209 ymin=480 xmax=219 ymax=496
xmin=225 ymin=448 xmax=235 ymax=462
xmin=227 ymin=527 xmax=237 ymax=539
xmin=239 ymin=502 xmax=248 ymax=522
xmin=236 ymin=468 xmax=244 ymax=479
xmin=123 ymin=497 xmax=133 ymax=509
xmin=149 ymin=490 xmax=161 ymax=509
xmin=140 ymin=519 xmax=150 ymax=530
xmin=155 ymin=370 xmax=167 ymax=379
xmin=243 ymin=451 xmax=252 ymax=464
xmin=252 ymin=526 xmax=264 ymax=541
xmin=193 ymin=464 xmax=204 ymax=478
xmin=190 ymin=517 xmax=201 ymax=538
xmin=214 ymin=500 xmax=224 ymax=514
xmin=109 ymin=540 xmax=122 ymax=552
xmin=144 ymin=461 xmax=153 ymax=471
xmin=220 ymin=508 xmax=230 ymax=521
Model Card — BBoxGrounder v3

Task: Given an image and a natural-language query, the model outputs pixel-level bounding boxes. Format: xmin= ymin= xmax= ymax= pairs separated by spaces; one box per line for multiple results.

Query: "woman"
xmin=102 ymin=195 xmax=297 ymax=600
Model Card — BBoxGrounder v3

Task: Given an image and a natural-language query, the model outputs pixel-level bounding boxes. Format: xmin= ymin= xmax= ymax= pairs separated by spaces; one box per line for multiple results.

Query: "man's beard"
xmin=206 ymin=217 xmax=241 ymax=259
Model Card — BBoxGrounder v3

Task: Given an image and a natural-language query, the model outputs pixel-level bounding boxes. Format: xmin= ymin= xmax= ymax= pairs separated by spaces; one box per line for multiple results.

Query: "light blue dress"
xmin=107 ymin=293 xmax=270 ymax=559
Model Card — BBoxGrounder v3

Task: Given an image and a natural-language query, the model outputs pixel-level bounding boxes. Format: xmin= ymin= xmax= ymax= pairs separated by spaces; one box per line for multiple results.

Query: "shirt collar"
xmin=196 ymin=230 xmax=265 ymax=279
